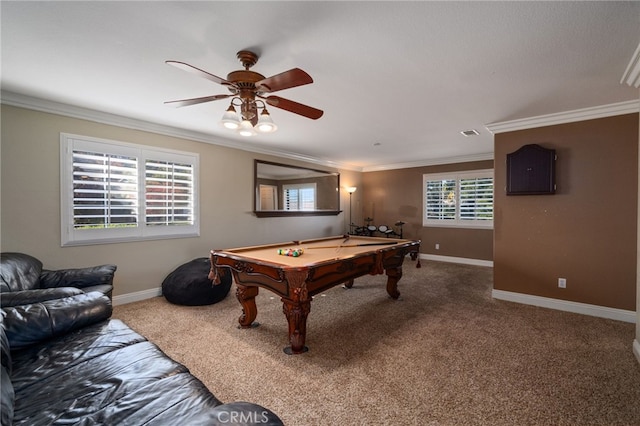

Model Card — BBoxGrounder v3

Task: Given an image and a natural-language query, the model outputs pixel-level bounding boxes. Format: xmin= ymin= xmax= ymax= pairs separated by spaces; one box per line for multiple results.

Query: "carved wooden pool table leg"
xmin=281 ymin=286 xmax=311 ymax=355
xmin=385 ymin=266 xmax=402 ymax=299
xmin=236 ymin=285 xmax=259 ymax=328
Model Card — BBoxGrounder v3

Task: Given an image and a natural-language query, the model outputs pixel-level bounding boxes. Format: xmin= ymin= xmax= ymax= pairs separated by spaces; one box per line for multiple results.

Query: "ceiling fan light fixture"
xmin=238 ymin=119 xmax=257 ymax=137
xmin=165 ymin=51 xmax=323 ymax=136
xmin=220 ymin=104 xmax=240 ymax=129
xmin=256 ymin=108 xmax=278 ymax=133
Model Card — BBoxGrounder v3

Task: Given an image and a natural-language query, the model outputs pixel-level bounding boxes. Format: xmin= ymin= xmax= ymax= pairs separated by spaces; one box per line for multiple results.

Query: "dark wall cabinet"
xmin=506 ymin=144 xmax=556 ymax=195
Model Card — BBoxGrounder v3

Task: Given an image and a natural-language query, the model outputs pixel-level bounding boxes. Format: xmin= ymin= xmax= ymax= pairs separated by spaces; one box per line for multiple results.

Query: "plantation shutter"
xmin=145 ymin=160 xmax=195 ymax=226
xmin=283 ymin=184 xmax=316 ymax=211
xmin=299 ymin=187 xmax=315 ymax=210
xmin=425 ymin=179 xmax=456 ymax=221
xmin=284 ymin=188 xmax=299 ymax=210
xmin=62 ymin=133 xmax=200 ymax=246
xmin=72 ymin=150 xmax=138 ymax=229
xmin=459 ymin=175 xmax=493 ymax=221
xmin=422 ymin=170 xmax=493 ymax=228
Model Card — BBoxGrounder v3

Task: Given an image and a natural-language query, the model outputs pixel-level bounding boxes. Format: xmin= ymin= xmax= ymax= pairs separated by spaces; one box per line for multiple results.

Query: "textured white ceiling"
xmin=2 ymin=1 xmax=639 ymax=170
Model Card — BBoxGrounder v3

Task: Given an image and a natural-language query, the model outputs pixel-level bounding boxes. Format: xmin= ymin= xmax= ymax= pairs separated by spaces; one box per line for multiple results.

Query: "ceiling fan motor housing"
xmin=226 ymin=70 xmax=265 ymax=99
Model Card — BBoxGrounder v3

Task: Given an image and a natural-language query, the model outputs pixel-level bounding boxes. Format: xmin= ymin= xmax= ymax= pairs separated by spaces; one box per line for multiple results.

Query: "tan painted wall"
xmin=494 ymin=114 xmax=638 ymax=311
xmin=4 ymin=104 xmax=635 ymax=314
xmin=362 ymin=161 xmax=494 ymax=261
xmin=0 ymin=105 xmax=362 ymax=297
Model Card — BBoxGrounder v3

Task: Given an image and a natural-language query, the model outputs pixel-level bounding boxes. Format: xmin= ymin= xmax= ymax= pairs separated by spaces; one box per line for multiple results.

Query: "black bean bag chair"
xmin=162 ymin=258 xmax=232 ymax=306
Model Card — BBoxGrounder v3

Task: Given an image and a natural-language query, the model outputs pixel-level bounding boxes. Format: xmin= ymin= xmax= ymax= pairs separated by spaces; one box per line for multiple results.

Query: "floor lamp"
xmin=347 ymin=186 xmax=357 ymax=234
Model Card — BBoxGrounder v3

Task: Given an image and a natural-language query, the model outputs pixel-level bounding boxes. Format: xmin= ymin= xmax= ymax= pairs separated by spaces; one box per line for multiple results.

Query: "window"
xmin=61 ymin=133 xmax=199 ymax=246
xmin=423 ymin=169 xmax=493 ymax=228
xmin=283 ymin=183 xmax=316 ymax=211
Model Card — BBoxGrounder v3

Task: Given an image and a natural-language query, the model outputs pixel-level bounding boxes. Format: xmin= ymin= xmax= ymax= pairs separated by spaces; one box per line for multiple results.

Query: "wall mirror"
xmin=254 ymin=160 xmax=341 ymax=217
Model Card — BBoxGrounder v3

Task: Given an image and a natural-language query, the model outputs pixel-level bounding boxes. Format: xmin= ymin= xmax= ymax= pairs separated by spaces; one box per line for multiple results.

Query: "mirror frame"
xmin=254 ymin=160 xmax=342 ymax=217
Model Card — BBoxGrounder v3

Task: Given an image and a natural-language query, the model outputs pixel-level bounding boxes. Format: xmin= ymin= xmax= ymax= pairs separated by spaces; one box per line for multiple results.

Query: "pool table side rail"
xmin=208 ymin=238 xmax=420 ymax=298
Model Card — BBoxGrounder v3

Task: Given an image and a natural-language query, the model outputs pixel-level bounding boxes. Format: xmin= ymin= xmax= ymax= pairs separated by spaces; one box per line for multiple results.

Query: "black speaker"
xmin=506 ymin=144 xmax=556 ymax=195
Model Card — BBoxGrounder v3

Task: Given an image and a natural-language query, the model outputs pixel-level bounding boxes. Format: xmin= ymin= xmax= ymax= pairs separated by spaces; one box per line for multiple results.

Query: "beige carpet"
xmin=113 ymin=261 xmax=640 ymax=425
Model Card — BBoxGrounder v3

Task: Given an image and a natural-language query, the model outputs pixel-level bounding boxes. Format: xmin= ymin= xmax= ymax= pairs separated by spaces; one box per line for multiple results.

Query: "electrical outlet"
xmin=435 ymin=243 xmax=440 ymax=250
xmin=558 ymin=278 xmax=567 ymax=289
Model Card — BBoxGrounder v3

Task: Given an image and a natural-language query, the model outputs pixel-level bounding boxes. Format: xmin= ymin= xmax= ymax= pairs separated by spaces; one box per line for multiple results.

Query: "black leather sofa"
xmin=0 ymin=255 xmax=284 ymax=425
xmin=0 ymin=252 xmax=116 ymax=307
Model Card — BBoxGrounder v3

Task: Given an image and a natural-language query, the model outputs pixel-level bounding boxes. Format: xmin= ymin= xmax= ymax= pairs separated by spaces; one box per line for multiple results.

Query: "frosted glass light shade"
xmin=220 ymin=106 xmax=240 ymax=129
xmin=256 ymin=110 xmax=277 ymax=133
xmin=238 ymin=120 xmax=256 ymax=137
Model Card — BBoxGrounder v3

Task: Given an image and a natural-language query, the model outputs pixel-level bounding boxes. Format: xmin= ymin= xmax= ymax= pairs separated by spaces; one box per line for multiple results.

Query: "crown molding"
xmin=485 ymin=100 xmax=639 ymax=134
xmin=361 ymin=152 xmax=494 ymax=172
xmin=4 ymin=91 xmax=636 ymax=173
xmin=0 ymin=91 xmax=361 ymax=172
xmin=621 ymin=42 xmax=640 ymax=88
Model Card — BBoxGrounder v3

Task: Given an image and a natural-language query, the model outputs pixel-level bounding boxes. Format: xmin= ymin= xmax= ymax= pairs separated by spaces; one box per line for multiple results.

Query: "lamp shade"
xmin=256 ymin=109 xmax=277 ymax=133
xmin=238 ymin=119 xmax=257 ymax=137
xmin=220 ymin=105 xmax=240 ymax=129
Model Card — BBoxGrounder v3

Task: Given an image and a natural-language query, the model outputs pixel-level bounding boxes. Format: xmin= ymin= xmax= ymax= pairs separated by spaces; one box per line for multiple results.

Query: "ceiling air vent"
xmin=461 ymin=129 xmax=480 ymax=137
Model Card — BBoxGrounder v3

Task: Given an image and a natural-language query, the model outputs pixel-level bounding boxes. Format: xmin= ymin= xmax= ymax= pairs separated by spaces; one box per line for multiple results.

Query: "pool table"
xmin=209 ymin=235 xmax=421 ymax=354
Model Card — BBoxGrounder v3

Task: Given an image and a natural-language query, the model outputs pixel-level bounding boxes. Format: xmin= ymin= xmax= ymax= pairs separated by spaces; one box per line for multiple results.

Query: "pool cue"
xmin=306 ymin=242 xmax=398 ymax=249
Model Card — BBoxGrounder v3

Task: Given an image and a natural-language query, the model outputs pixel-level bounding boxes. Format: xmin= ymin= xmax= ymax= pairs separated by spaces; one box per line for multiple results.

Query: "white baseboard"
xmin=110 ymin=256 xmax=489 ymax=306
xmin=492 ymin=289 xmax=636 ymax=323
xmin=112 ymin=287 xmax=162 ymax=306
xmin=634 ymin=339 xmax=640 ymax=365
xmin=420 ymin=253 xmax=493 ymax=267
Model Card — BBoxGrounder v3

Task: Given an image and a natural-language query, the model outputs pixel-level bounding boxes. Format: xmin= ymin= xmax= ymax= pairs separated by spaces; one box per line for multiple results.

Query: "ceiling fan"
xmin=165 ymin=50 xmax=323 ymax=135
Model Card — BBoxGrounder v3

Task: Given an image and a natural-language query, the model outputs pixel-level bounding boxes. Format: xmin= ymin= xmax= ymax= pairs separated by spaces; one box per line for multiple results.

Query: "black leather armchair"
xmin=0 ymin=252 xmax=116 ymax=308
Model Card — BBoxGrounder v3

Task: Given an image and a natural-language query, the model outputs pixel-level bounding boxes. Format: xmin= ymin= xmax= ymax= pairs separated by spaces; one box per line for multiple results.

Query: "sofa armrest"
xmin=0 ymin=323 xmax=14 ymax=426
xmin=1 ymin=292 xmax=112 ymax=350
xmin=40 ymin=264 xmax=117 ymax=290
xmin=0 ymin=287 xmax=84 ymax=308
xmin=210 ymin=402 xmax=284 ymax=425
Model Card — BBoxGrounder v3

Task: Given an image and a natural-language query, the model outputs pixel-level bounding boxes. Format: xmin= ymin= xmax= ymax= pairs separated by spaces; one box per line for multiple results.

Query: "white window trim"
xmin=60 ymin=133 xmax=199 ymax=246
xmin=422 ymin=169 xmax=494 ymax=229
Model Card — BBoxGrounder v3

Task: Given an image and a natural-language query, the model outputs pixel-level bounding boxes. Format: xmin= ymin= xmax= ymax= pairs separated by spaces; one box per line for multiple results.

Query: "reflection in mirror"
xmin=254 ymin=160 xmax=341 ymax=217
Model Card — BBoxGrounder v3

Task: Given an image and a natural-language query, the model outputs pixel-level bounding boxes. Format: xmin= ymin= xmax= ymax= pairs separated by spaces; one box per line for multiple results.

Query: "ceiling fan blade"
xmin=265 ymin=95 xmax=323 ymax=120
xmin=256 ymin=68 xmax=313 ymax=93
xmin=164 ymin=94 xmax=231 ymax=108
xmin=165 ymin=60 xmax=232 ymax=86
